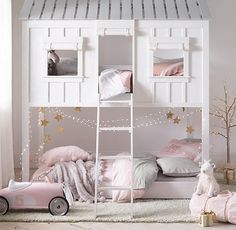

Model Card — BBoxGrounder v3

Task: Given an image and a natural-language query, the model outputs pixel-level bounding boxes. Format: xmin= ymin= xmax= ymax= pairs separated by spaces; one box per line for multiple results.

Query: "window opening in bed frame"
xmin=153 ymin=49 xmax=184 ymax=77
xmin=98 ymin=35 xmax=133 ymax=98
xmin=48 ymin=50 xmax=78 ymax=76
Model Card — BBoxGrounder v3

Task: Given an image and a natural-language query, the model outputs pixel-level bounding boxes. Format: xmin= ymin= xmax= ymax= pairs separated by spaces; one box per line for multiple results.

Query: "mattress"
xmin=156 ymin=173 xmax=198 ymax=182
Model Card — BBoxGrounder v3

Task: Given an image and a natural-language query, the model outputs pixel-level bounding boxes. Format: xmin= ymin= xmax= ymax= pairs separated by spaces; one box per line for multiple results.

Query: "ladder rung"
xmin=99 ymin=155 xmax=132 ymax=160
xmin=99 ymin=127 xmax=131 ymax=131
xmin=100 ymin=100 xmax=131 ymax=104
xmin=98 ymin=186 xmax=132 ymax=191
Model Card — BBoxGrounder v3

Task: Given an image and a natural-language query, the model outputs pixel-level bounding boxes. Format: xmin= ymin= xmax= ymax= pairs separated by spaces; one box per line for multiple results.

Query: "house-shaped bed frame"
xmin=20 ymin=0 xmax=210 ymax=211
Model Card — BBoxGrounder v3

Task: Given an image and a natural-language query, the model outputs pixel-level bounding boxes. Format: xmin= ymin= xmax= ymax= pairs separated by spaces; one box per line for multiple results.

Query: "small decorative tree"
xmin=210 ymin=86 xmax=236 ymax=164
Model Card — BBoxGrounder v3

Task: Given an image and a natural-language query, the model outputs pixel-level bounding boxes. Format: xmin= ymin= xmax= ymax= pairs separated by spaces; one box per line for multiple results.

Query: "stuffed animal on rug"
xmin=195 ymin=160 xmax=220 ymax=197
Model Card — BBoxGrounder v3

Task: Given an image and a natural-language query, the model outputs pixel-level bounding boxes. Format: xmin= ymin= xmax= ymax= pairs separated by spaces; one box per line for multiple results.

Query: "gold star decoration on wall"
xmin=40 ymin=119 xmax=49 ymax=127
xmin=38 ymin=107 xmax=46 ymax=113
xmin=74 ymin=107 xmax=81 ymax=112
xmin=54 ymin=114 xmax=63 ymax=122
xmin=173 ymin=116 xmax=181 ymax=124
xmin=57 ymin=126 xmax=64 ymax=134
xmin=43 ymin=134 xmax=51 ymax=144
xmin=166 ymin=111 xmax=174 ymax=120
xmin=186 ymin=126 xmax=194 ymax=134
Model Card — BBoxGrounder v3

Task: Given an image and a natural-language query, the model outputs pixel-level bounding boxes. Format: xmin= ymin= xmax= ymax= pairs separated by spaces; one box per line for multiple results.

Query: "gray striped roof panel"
xmin=20 ymin=0 xmax=210 ymax=20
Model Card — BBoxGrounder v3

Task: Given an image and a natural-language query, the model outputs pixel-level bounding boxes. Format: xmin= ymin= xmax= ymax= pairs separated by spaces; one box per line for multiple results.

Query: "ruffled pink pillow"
xmin=156 ymin=139 xmax=202 ymax=162
xmin=39 ymin=146 xmax=93 ymax=167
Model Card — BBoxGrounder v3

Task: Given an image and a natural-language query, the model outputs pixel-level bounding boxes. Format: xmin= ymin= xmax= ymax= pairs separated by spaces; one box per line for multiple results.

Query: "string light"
xmin=18 ymin=107 xmax=201 ymax=177
xmin=17 ymin=109 xmax=33 ymax=181
xmin=46 ymin=107 xmax=200 ymax=129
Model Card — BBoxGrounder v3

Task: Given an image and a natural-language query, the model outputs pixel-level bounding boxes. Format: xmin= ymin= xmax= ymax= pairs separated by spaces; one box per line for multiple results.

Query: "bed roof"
xmin=20 ymin=0 xmax=210 ymax=21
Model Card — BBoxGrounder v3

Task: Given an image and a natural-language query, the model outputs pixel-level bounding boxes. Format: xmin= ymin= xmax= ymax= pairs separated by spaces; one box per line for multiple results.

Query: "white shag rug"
xmin=0 ymin=199 xmax=197 ymax=223
xmin=0 ymin=184 xmax=234 ymax=223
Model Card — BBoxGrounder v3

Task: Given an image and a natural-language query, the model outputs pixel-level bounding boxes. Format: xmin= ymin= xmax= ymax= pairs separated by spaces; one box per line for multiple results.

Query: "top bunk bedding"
xmin=48 ymin=50 xmax=184 ymax=78
xmin=47 ymin=49 xmax=185 ymax=100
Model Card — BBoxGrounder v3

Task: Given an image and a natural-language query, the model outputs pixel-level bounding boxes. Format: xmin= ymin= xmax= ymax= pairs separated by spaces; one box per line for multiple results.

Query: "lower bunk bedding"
xmin=32 ymin=139 xmax=202 ymax=202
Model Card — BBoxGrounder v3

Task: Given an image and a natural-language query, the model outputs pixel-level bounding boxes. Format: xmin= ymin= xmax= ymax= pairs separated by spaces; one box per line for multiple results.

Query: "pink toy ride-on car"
xmin=0 ymin=180 xmax=73 ymax=216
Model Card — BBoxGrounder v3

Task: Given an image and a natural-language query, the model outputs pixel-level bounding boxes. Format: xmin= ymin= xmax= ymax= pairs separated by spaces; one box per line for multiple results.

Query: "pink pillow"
xmin=39 ymin=146 xmax=92 ymax=167
xmin=112 ymin=153 xmax=145 ymax=202
xmin=157 ymin=139 xmax=202 ymax=162
xmin=119 ymin=70 xmax=132 ymax=89
xmin=153 ymin=62 xmax=184 ymax=76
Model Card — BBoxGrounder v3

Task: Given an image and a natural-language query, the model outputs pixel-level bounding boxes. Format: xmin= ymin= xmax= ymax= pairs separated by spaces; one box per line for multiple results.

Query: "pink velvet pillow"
xmin=157 ymin=139 xmax=202 ymax=162
xmin=153 ymin=62 xmax=184 ymax=76
xmin=39 ymin=146 xmax=93 ymax=167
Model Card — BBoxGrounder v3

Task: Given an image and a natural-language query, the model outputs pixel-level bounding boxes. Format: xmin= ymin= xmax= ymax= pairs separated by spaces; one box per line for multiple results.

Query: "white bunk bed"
xmin=20 ymin=0 xmax=210 ymax=206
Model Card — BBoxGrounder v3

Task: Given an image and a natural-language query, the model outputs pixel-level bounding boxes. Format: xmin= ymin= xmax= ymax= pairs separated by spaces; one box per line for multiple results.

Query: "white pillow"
xmin=99 ymin=69 xmax=131 ymax=100
xmin=39 ymin=146 xmax=93 ymax=167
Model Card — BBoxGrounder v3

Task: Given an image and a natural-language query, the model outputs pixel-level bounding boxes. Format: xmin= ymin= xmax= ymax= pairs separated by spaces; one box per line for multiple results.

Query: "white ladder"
xmin=94 ymin=94 xmax=134 ymax=218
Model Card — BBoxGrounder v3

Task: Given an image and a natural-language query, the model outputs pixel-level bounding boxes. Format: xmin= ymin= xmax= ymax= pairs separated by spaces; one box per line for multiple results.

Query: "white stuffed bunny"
xmin=195 ymin=160 xmax=220 ymax=197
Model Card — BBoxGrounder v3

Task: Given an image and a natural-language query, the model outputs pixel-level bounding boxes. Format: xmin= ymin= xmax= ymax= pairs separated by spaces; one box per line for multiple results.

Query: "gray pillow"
xmin=156 ymin=157 xmax=200 ymax=177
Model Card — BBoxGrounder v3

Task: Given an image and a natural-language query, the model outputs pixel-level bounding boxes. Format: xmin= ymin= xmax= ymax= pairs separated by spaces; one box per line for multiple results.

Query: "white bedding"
xmin=99 ymin=69 xmax=131 ymax=100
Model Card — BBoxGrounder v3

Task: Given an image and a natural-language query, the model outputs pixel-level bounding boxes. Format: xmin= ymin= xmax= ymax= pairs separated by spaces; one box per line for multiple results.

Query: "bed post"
xmin=22 ymin=21 xmax=30 ymax=181
xmin=202 ymin=21 xmax=210 ymax=161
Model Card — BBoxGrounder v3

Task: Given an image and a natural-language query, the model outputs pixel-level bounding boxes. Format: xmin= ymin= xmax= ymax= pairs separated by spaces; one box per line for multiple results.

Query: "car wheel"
xmin=48 ymin=196 xmax=69 ymax=216
xmin=0 ymin=196 xmax=9 ymax=215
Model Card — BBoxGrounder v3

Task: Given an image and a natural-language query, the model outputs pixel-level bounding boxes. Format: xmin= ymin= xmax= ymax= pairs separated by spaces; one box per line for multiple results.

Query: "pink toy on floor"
xmin=189 ymin=191 xmax=236 ymax=224
xmin=0 ymin=180 xmax=73 ymax=216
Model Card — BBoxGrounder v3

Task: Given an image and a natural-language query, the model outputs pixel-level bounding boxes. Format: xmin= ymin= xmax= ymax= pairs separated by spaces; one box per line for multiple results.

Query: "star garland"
xmin=166 ymin=111 xmax=174 ymax=119
xmin=186 ymin=125 xmax=194 ymax=134
xmin=54 ymin=114 xmax=63 ymax=122
xmin=43 ymin=134 xmax=51 ymax=143
xmin=173 ymin=116 xmax=181 ymax=124
xmin=35 ymin=107 xmax=198 ymax=148
xmin=40 ymin=119 xmax=49 ymax=127
xmin=57 ymin=126 xmax=65 ymax=134
xmin=38 ymin=107 xmax=46 ymax=113
xmin=74 ymin=107 xmax=81 ymax=112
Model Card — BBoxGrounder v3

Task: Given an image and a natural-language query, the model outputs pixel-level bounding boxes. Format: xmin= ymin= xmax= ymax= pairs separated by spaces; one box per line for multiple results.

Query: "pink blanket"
xmin=189 ymin=191 xmax=236 ymax=224
xmin=32 ymin=151 xmax=157 ymax=203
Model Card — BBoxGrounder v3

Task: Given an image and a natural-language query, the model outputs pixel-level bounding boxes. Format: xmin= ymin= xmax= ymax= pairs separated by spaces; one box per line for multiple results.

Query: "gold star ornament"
xmin=173 ymin=116 xmax=181 ymax=124
xmin=40 ymin=119 xmax=49 ymax=127
xmin=57 ymin=126 xmax=64 ymax=134
xmin=43 ymin=134 xmax=51 ymax=144
xmin=186 ymin=126 xmax=194 ymax=134
xmin=54 ymin=114 xmax=63 ymax=122
xmin=166 ymin=111 xmax=174 ymax=120
xmin=38 ymin=107 xmax=46 ymax=113
xmin=74 ymin=107 xmax=81 ymax=112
